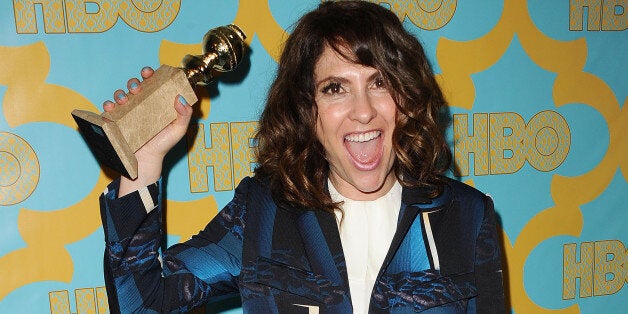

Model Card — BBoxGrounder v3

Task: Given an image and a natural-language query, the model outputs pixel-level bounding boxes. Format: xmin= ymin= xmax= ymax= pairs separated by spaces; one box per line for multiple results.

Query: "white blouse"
xmin=329 ymin=180 xmax=402 ymax=314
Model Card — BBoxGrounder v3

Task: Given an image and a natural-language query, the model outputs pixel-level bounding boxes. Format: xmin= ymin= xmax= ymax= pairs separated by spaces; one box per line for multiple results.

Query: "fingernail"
xmin=178 ymin=95 xmax=188 ymax=106
xmin=116 ymin=92 xmax=126 ymax=101
xmin=103 ymin=100 xmax=114 ymax=107
xmin=130 ymin=82 xmax=138 ymax=90
xmin=141 ymin=66 xmax=151 ymax=73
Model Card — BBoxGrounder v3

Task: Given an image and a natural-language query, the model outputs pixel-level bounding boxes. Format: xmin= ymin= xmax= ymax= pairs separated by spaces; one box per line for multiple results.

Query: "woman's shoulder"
xmin=231 ymin=175 xmax=277 ymax=211
xmin=234 ymin=175 xmax=271 ymax=194
xmin=436 ymin=176 xmax=493 ymax=216
xmin=440 ymin=176 xmax=489 ymax=201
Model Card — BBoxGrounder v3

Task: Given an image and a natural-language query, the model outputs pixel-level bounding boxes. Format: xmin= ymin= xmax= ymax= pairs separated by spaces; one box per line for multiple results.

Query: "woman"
xmin=100 ymin=1 xmax=505 ymax=313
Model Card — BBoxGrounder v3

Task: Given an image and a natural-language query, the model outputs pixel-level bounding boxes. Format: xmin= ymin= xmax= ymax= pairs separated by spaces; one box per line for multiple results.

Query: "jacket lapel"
xmin=290 ymin=209 xmax=352 ymax=311
xmin=377 ymin=186 xmax=433 ymax=271
xmin=294 ymin=209 xmax=348 ymax=287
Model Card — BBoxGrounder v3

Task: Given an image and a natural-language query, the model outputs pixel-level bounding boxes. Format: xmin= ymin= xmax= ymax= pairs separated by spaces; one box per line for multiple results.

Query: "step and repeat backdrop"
xmin=0 ymin=1 xmax=626 ymax=313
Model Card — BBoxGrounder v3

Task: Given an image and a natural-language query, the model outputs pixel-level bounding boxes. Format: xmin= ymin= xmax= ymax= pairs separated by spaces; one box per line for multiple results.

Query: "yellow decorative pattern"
xmin=563 ymin=242 xmax=594 ymax=299
xmin=438 ymin=0 xmax=626 ymax=312
xmin=13 ymin=0 xmax=181 ymax=34
xmin=13 ymin=0 xmax=66 ymax=34
xmin=0 ymin=38 xmax=219 ymax=302
xmin=49 ymin=287 xmax=110 ymax=313
xmin=489 ymin=112 xmax=526 ymax=175
xmin=373 ymin=0 xmax=457 ymax=30
xmin=525 ymin=111 xmax=570 ymax=172
xmin=75 ymin=288 xmax=97 ymax=314
xmin=233 ymin=0 xmax=288 ymax=62
xmin=0 ymin=132 xmax=39 ymax=205
xmin=0 ymin=41 xmax=106 ymax=300
xmin=0 ymin=42 xmax=92 ymax=128
xmin=117 ymin=0 xmax=181 ymax=33
xmin=229 ymin=122 xmax=258 ymax=188
xmin=48 ymin=290 xmax=71 ymax=313
xmin=453 ymin=113 xmax=489 ymax=176
xmin=186 ymin=123 xmax=233 ymax=193
xmin=0 ymin=1 xmax=625 ymax=312
xmin=95 ymin=286 xmax=108 ymax=314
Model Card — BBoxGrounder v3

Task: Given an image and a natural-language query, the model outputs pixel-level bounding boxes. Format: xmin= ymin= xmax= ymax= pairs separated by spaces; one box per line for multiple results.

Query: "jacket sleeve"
xmin=474 ymin=194 xmax=506 ymax=313
xmin=100 ymin=178 xmax=248 ymax=313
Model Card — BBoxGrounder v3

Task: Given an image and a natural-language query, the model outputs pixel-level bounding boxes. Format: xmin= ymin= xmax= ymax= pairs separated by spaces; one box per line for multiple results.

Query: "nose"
xmin=349 ymin=92 xmax=377 ymax=124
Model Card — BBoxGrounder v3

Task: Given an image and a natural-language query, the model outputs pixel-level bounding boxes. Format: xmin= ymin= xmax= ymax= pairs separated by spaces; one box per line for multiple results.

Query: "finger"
xmin=103 ymin=100 xmax=115 ymax=112
xmin=140 ymin=66 xmax=154 ymax=80
xmin=114 ymin=89 xmax=128 ymax=105
xmin=127 ymin=78 xmax=141 ymax=95
xmin=173 ymin=95 xmax=193 ymax=124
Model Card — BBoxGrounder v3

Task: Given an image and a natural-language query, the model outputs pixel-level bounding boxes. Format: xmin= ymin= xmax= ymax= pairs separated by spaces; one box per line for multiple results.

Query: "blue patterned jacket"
xmin=100 ymin=176 xmax=505 ymax=313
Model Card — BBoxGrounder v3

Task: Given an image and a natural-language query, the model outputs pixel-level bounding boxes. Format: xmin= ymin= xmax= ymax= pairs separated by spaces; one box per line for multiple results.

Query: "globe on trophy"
xmin=72 ymin=24 xmax=246 ymax=179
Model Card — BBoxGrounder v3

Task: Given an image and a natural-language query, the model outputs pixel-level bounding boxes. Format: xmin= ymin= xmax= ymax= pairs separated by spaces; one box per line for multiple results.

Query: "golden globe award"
xmin=72 ymin=25 xmax=246 ymax=179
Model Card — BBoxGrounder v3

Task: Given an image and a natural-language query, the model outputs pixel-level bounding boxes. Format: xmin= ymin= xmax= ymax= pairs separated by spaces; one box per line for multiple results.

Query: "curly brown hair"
xmin=254 ymin=0 xmax=451 ymax=212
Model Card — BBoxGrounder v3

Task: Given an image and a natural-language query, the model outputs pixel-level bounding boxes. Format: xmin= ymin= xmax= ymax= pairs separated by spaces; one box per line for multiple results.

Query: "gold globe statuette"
xmin=72 ymin=25 xmax=246 ymax=179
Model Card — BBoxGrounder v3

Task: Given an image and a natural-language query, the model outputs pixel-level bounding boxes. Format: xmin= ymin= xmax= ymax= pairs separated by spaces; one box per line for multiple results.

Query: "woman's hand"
xmin=104 ymin=67 xmax=194 ymax=196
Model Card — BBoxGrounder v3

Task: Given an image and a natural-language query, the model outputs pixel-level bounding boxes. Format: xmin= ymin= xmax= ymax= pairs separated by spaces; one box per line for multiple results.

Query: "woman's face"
xmin=314 ymin=46 xmax=397 ymax=201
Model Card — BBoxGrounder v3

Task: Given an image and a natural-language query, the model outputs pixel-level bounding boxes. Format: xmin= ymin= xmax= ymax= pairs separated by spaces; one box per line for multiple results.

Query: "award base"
xmin=72 ymin=65 xmax=198 ymax=179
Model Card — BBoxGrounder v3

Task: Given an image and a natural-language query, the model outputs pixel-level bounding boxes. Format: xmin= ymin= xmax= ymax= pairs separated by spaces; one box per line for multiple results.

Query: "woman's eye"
xmin=373 ymin=77 xmax=386 ymax=88
xmin=321 ymin=82 xmax=342 ymax=94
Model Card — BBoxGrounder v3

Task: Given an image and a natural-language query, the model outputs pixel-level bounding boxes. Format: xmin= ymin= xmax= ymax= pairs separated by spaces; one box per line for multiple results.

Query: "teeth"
xmin=345 ymin=131 xmax=381 ymax=142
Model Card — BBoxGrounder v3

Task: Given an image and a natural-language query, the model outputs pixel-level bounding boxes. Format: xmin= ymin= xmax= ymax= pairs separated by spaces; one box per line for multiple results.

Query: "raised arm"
xmin=99 ymin=68 xmax=242 ymax=313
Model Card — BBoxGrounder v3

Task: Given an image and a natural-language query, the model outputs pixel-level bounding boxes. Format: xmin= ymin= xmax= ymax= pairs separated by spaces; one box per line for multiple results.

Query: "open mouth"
xmin=344 ymin=130 xmax=383 ymax=169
